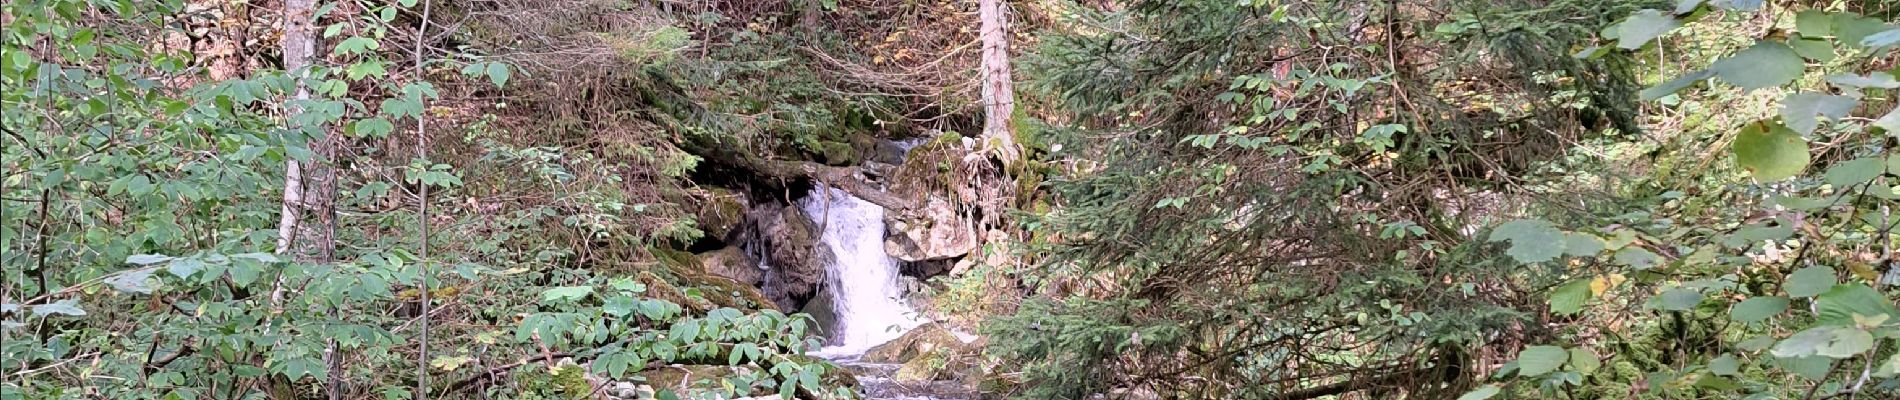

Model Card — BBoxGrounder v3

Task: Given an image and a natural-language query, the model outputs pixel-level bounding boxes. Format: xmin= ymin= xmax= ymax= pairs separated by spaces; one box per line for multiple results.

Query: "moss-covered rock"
xmin=692 ymin=187 xmax=747 ymax=243
xmin=861 ymin=322 xmax=968 ymax=364
xmin=633 ymin=365 xmax=748 ymax=394
xmin=513 ymin=364 xmax=596 ymax=400
xmin=636 ymin=270 xmax=716 ymax=313
xmin=812 ymin=140 xmax=858 ymax=166
xmin=699 ymin=246 xmax=762 ymax=287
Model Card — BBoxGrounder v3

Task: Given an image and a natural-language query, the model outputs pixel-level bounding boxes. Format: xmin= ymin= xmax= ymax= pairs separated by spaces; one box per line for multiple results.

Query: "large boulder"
xmin=797 ymin=287 xmax=840 ymax=343
xmin=692 ymin=187 xmax=747 ymax=244
xmin=861 ymin=322 xmax=970 ymax=364
xmin=751 ymin=203 xmax=830 ymax=310
xmin=883 ymin=196 xmax=977 ymax=262
xmin=698 ymin=246 xmax=762 ymax=287
xmin=861 ymin=323 xmax=990 ymax=384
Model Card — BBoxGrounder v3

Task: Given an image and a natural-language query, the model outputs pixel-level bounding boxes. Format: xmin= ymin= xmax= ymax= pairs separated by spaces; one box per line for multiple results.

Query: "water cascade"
xmin=801 ymin=185 xmax=925 ymax=357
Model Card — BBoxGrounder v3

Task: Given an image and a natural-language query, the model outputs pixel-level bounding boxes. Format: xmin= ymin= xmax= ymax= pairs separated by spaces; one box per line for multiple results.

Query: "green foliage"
xmin=0 ymin=1 xmax=852 ymax=399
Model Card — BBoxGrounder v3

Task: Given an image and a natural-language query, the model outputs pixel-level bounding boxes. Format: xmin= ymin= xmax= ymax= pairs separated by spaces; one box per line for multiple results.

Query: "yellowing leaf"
xmin=1846 ymin=261 xmax=1880 ymax=283
xmin=1591 ymin=273 xmax=1626 ymax=296
xmin=431 ymin=356 xmax=474 ymax=371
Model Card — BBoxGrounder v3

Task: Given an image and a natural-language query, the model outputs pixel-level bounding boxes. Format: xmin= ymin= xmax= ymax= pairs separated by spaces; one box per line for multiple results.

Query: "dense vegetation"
xmin=2 ymin=0 xmax=1896 ymax=400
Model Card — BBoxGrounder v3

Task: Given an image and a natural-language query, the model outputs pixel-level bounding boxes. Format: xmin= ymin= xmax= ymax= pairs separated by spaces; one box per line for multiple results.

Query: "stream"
xmin=797 ymin=185 xmax=981 ymax=399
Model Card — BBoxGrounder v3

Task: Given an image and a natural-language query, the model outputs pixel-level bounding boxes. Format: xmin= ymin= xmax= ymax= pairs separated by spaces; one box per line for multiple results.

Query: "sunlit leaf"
xmin=1549 ymin=279 xmax=1591 ymax=315
xmin=1731 ymin=122 xmax=1809 ymax=181
xmin=1515 ymin=345 xmax=1569 ymax=376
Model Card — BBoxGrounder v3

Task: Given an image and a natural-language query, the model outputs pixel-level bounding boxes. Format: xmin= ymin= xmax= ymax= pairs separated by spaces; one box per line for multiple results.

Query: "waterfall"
xmin=802 ymin=185 xmax=925 ymax=357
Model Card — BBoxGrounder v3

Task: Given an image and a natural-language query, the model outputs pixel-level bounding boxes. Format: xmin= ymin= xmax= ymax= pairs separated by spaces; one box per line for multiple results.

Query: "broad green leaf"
xmin=540 ymin=286 xmax=594 ymax=303
xmin=1823 ymin=157 xmax=1885 ymax=187
xmin=126 ymin=254 xmax=173 ymax=265
xmin=1640 ymin=69 xmax=1714 ymax=101
xmin=1874 ymin=106 xmax=1900 ymax=133
xmin=1784 ymin=267 xmax=1835 ymax=298
xmin=1738 ymin=335 xmax=1776 ymax=351
xmin=1772 ymin=327 xmax=1833 ymax=358
xmin=1456 ymin=386 xmax=1501 ymax=400
xmin=167 ymin=257 xmax=205 ymax=279
xmin=348 ymin=118 xmax=394 ymax=139
xmin=1775 ymin=355 xmax=1831 ymax=381
xmin=1570 ymin=347 xmax=1600 ymax=373
xmin=1877 ymin=353 xmax=1900 ymax=377
xmin=1863 ymin=28 xmax=1900 ymax=48
xmin=1780 ymin=92 xmax=1856 ymax=134
xmin=1731 ymin=122 xmax=1809 ymax=181
xmin=1709 ymin=354 xmax=1741 ymax=376
xmin=1788 ymin=38 xmax=1835 ymax=62
xmin=1712 ymin=0 xmax=1760 ymax=11
xmin=1515 ymin=345 xmax=1569 ymax=376
xmin=1834 ymin=14 xmax=1890 ymax=48
xmin=1617 ymin=10 xmax=1681 ymax=49
xmin=1826 ymin=73 xmax=1900 ymax=89
xmin=1657 ymin=288 xmax=1702 ymax=311
xmin=603 ymin=296 xmax=636 ymax=317
xmin=32 ymin=299 xmax=86 ymax=317
xmin=278 ymin=357 xmax=326 ymax=381
xmin=1614 ymin=247 xmax=1661 ymax=269
xmin=106 ymin=268 xmax=157 ymax=294
xmin=486 ymin=62 xmax=510 ymax=87
xmin=1795 ymin=10 xmax=1833 ymax=38
xmin=1563 ymin=233 xmax=1604 ymax=256
xmin=1549 ymin=279 xmax=1591 ymax=315
xmin=1730 ymin=296 xmax=1788 ymax=323
xmin=1488 ymin=219 xmax=1566 ymax=263
xmin=228 ymin=262 xmax=263 ymax=287
xmin=1814 ymin=284 xmax=1900 ymax=326
xmin=333 ymin=37 xmax=380 ymax=56
xmin=1710 ymin=42 xmax=1804 ymax=90
xmin=1815 ymin=328 xmax=1873 ymax=358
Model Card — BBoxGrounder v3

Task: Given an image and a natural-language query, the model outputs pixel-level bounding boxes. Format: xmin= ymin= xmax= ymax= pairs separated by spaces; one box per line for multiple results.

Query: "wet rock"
xmin=861 ymin=322 xmax=968 ymax=364
xmin=883 ymin=196 xmax=977 ymax=262
xmin=699 ymin=246 xmax=762 ymax=287
xmin=867 ymin=138 xmax=909 ymax=165
xmin=752 ymin=203 xmax=831 ymax=309
xmin=798 ymin=287 xmax=841 ymax=342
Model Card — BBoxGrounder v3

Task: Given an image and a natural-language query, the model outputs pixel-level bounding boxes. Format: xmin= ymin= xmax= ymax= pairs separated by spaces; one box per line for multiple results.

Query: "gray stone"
xmin=883 ymin=196 xmax=977 ymax=262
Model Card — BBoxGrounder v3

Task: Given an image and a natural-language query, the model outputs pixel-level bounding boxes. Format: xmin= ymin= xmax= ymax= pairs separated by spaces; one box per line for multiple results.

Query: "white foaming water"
xmin=801 ymin=185 xmax=925 ymax=357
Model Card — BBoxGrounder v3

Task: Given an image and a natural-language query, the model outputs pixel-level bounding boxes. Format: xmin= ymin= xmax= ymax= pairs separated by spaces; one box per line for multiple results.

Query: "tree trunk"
xmin=275 ymin=0 xmax=314 ymax=258
xmin=275 ymin=0 xmax=335 ymax=262
xmin=977 ymin=0 xmax=1020 ymax=165
xmin=273 ymin=1 xmax=340 ymax=397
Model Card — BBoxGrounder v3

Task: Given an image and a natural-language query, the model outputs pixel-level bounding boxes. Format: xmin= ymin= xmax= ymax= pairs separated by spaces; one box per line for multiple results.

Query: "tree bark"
xmin=274 ymin=0 xmax=335 ymax=262
xmin=977 ymin=0 xmax=1020 ymax=165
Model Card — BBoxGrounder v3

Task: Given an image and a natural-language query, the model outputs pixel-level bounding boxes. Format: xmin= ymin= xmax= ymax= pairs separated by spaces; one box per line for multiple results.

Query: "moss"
xmin=813 ymin=140 xmax=858 ymax=165
xmin=514 ymin=365 xmax=594 ymax=400
xmin=636 ymin=269 xmax=716 ymax=313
